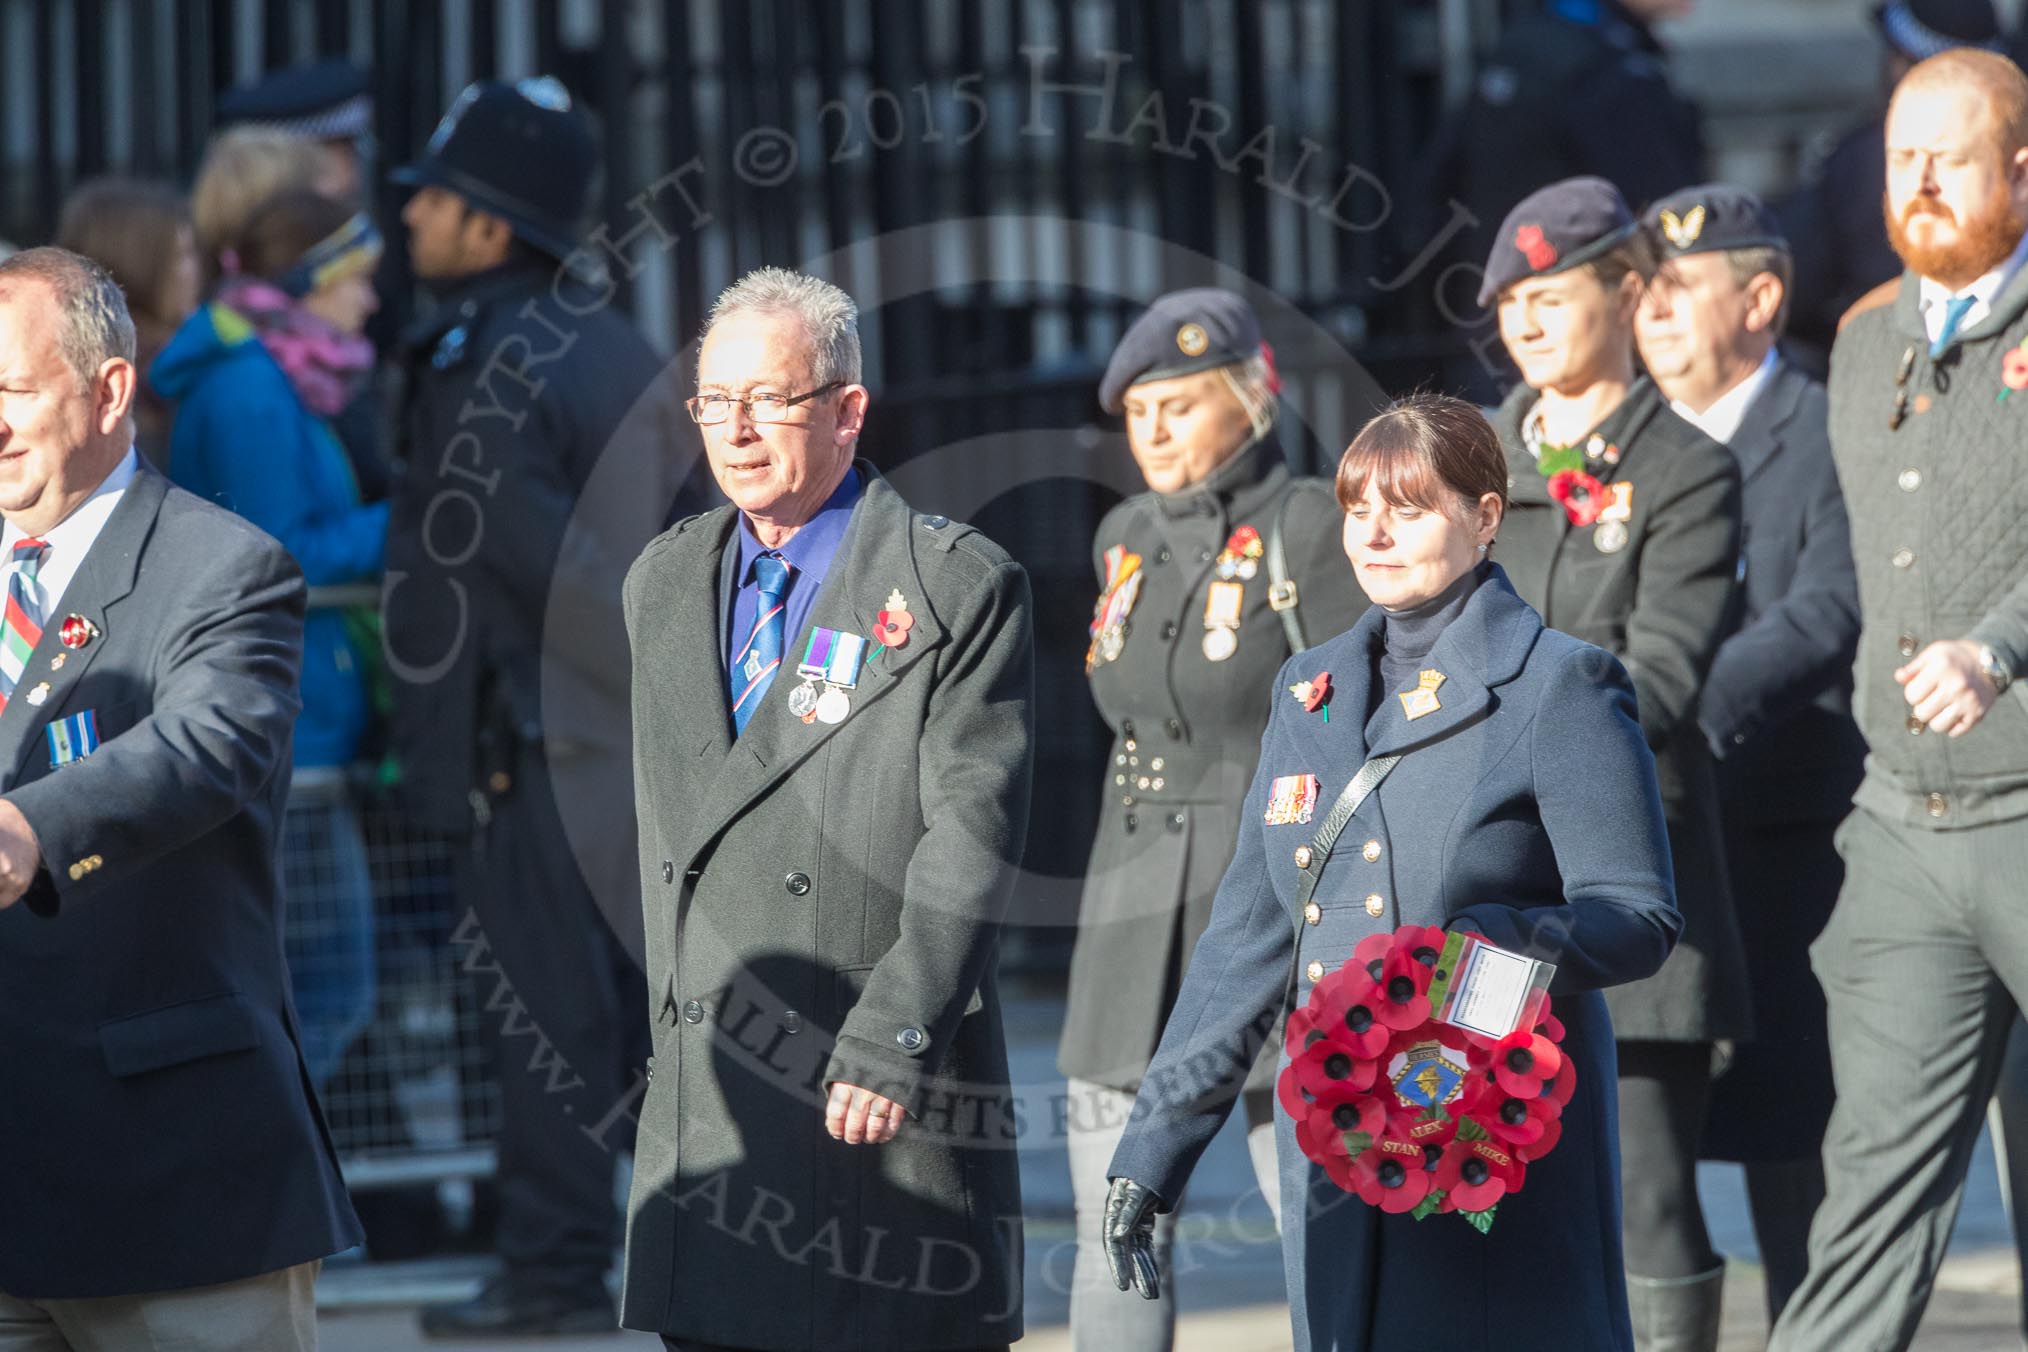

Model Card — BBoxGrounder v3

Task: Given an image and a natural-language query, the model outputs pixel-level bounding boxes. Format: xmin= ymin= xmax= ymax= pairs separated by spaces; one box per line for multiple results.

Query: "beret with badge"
xmin=1644 ymin=182 xmax=1789 ymax=260
xmin=1478 ymin=176 xmax=1640 ymax=309
xmin=1099 ymin=288 xmax=1277 ymax=414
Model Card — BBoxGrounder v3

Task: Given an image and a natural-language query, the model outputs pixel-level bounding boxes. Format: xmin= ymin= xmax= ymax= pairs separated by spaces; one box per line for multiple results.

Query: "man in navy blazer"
xmin=0 ymin=249 xmax=359 ymax=1347
xmin=1636 ymin=184 xmax=1865 ymax=1323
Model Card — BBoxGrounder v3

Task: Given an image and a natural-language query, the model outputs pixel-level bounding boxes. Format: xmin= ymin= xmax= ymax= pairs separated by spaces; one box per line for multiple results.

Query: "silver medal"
xmin=1216 ymin=559 xmax=1238 ymax=581
xmin=1594 ymin=520 xmax=1629 ymax=554
xmin=815 ymin=686 xmax=851 ymax=724
xmin=1235 ymin=559 xmax=1258 ymax=581
xmin=787 ymin=681 xmax=820 ymax=719
xmin=1098 ymin=626 xmax=1125 ymax=662
xmin=1202 ymin=627 xmax=1238 ymax=662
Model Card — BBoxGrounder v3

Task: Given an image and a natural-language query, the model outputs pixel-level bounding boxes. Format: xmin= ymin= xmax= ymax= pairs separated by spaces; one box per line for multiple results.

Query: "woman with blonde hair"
xmin=190 ymin=125 xmax=326 ymax=285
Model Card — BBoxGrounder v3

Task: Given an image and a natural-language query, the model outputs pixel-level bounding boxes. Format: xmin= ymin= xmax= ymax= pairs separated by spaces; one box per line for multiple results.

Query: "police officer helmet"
xmin=391 ymin=78 xmax=595 ymax=263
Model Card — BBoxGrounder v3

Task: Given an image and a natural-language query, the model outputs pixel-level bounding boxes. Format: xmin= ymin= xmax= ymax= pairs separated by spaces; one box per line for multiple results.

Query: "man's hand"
xmin=825 ymin=1081 xmax=904 ymax=1145
xmin=1896 ymin=639 xmax=1998 ymax=738
xmin=0 ymin=798 xmax=42 ymax=909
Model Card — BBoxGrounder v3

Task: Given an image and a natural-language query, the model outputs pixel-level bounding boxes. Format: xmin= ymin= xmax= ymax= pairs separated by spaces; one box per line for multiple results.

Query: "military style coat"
xmin=1059 ymin=433 xmax=1369 ymax=1095
xmin=1493 ymin=378 xmax=1751 ymax=1042
xmin=1110 ymin=568 xmax=1680 ymax=1352
xmin=620 ymin=469 xmax=1034 ymax=1351
xmin=1696 ymin=362 xmax=1864 ymax=1161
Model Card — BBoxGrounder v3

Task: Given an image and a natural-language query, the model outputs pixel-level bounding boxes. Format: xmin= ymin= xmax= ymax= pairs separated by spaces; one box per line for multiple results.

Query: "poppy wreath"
xmin=1278 ymin=923 xmax=1573 ymax=1233
xmin=1545 ymin=469 xmax=1608 ymax=528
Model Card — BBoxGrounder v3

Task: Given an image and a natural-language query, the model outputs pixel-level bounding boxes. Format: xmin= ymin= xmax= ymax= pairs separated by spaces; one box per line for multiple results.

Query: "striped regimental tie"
xmin=0 ymin=538 xmax=49 ymax=710
xmin=730 ymin=553 xmax=791 ymax=734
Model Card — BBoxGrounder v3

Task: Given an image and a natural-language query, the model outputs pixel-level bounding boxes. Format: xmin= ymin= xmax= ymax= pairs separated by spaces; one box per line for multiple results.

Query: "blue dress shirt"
xmin=724 ymin=467 xmax=864 ymax=683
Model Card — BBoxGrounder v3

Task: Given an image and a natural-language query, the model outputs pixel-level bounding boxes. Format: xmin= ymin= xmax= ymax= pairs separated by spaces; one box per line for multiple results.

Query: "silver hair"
xmin=1218 ymin=352 xmax=1280 ymax=442
xmin=0 ymin=246 xmax=137 ymax=384
xmin=704 ymin=267 xmax=862 ymax=386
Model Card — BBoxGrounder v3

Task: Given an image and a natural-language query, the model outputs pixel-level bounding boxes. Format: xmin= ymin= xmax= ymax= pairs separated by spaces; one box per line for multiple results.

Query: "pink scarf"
xmin=213 ymin=278 xmax=374 ymax=417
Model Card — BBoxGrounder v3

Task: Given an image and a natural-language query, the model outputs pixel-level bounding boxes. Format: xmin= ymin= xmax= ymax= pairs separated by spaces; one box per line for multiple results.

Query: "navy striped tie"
xmin=730 ymin=554 xmax=791 ymax=733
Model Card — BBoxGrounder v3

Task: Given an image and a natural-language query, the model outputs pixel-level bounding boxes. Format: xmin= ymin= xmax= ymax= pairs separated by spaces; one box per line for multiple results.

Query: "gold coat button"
xmin=1364 ymin=894 xmax=1385 ymax=917
xmin=1893 ymin=548 xmax=1916 ymax=570
xmin=1898 ymin=633 xmax=1919 ymax=658
xmin=1304 ymin=902 xmax=1322 ymax=926
xmin=1306 ymin=960 xmax=1325 ymax=983
xmin=1361 ymin=839 xmax=1382 ymax=862
xmin=1927 ymin=792 xmax=1949 ymax=818
xmin=67 ymin=863 xmax=83 ymax=881
xmin=1294 ymin=846 xmax=1313 ymax=868
xmin=1907 ymin=715 xmax=1925 ymax=735
xmin=1899 ymin=469 xmax=1923 ymax=492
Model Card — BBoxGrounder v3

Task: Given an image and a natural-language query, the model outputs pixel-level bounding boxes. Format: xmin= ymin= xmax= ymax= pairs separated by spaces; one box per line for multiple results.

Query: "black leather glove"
xmin=1102 ymin=1175 xmax=1163 ymax=1300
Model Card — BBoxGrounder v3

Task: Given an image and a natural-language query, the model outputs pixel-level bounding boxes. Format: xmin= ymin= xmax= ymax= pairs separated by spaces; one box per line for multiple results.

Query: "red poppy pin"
xmin=1546 ymin=469 xmax=1608 ymax=527
xmin=1290 ymin=671 xmax=1332 ymax=721
xmin=1514 ymin=223 xmax=1558 ymax=271
xmin=2002 ymin=339 xmax=2028 ymax=402
xmin=58 ymin=614 xmax=97 ymax=649
xmin=873 ymin=588 xmax=913 ymax=651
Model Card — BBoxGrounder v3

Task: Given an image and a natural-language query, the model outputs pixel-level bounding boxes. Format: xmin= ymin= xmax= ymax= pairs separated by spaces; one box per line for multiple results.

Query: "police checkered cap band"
xmin=241 ymin=92 xmax=373 ymax=142
xmin=1878 ymin=1 xmax=2003 ymax=60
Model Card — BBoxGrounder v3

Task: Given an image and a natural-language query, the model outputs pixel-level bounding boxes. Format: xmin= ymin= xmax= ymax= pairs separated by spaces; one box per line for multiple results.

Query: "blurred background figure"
xmin=189 ymin=126 xmax=326 ymax=292
xmin=1779 ymin=0 xmax=2006 ymax=370
xmin=151 ymin=187 xmax=390 ymax=1093
xmin=54 ymin=177 xmax=201 ymax=468
xmin=1635 ymin=183 xmax=1864 ymax=1327
xmin=215 ymin=58 xmax=375 ymax=206
xmin=1483 ymin=176 xmax=1749 ymax=1352
xmin=1057 ymin=289 xmax=1368 ymax=1351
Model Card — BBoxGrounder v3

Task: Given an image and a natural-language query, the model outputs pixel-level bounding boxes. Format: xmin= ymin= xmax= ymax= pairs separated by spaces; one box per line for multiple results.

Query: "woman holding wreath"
xmin=1104 ymin=394 xmax=1681 ymax=1350
xmin=1482 ymin=176 xmax=1752 ymax=1349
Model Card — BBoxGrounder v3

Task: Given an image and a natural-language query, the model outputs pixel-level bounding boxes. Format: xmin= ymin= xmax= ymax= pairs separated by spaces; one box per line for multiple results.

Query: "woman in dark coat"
xmin=1105 ymin=393 xmax=1681 ymax=1351
xmin=1481 ymin=176 xmax=1750 ymax=1348
xmin=1058 ymin=289 xmax=1368 ymax=1348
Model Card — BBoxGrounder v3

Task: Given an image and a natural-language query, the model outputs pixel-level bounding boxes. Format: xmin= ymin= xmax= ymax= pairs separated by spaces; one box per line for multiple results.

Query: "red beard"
xmin=1886 ymin=190 xmax=2027 ymax=290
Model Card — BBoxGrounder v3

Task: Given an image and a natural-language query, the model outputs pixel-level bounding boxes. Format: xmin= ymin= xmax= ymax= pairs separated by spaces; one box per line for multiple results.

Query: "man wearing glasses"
xmin=619 ymin=267 xmax=1033 ymax=1352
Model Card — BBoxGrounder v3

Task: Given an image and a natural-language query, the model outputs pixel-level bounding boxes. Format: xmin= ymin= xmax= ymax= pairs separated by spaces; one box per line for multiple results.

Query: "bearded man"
xmin=1768 ymin=48 xmax=2028 ymax=1352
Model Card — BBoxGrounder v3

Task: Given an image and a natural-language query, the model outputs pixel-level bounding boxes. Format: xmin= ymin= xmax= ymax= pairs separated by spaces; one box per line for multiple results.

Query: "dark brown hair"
xmin=1335 ymin=393 xmax=1509 ymax=521
xmin=55 ymin=177 xmax=189 ymax=328
xmin=235 ymin=189 xmax=357 ymax=283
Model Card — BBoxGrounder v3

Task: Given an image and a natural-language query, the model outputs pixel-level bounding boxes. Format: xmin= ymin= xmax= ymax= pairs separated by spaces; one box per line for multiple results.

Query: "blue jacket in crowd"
xmin=151 ymin=303 xmax=389 ymax=769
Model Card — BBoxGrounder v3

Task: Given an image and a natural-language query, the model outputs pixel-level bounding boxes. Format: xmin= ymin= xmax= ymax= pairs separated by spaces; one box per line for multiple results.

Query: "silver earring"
xmin=1477 ymin=543 xmax=1489 ymax=555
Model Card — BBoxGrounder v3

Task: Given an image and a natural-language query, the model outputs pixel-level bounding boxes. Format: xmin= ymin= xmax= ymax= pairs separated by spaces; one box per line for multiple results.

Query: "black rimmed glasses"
xmin=686 ymin=381 xmax=844 ymax=425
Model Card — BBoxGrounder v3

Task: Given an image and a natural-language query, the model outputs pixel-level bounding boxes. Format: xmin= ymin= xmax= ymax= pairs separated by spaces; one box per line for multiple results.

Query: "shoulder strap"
xmin=1267 ymin=488 xmax=1312 ymax=653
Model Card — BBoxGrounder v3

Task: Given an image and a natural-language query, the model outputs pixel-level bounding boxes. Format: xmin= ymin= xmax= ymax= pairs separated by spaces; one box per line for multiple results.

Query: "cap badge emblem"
xmin=1176 ymin=322 xmax=1208 ymax=357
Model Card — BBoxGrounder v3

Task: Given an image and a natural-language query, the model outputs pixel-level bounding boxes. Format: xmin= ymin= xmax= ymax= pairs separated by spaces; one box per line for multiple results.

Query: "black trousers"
xmin=459 ymin=755 xmax=648 ymax=1286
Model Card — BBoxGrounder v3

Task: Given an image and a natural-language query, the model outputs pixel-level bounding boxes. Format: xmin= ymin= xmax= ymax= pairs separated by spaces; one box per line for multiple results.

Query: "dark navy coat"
xmin=1696 ymin=361 xmax=1864 ymax=1161
xmin=1110 ymin=568 xmax=1680 ymax=1351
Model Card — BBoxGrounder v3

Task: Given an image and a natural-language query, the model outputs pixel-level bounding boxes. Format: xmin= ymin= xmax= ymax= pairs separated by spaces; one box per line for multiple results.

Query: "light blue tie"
xmin=1932 ymin=294 xmax=1977 ymax=357
xmin=730 ymin=554 xmax=790 ymax=734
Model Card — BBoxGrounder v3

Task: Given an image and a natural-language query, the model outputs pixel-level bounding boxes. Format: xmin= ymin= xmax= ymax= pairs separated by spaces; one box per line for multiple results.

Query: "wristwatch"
xmin=1978 ymin=644 xmax=2013 ymax=695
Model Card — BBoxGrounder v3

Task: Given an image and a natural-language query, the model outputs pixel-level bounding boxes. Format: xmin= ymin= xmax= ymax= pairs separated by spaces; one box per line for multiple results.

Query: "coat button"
xmin=662 ymin=861 xmax=675 ymax=884
xmin=1198 ymin=547 xmax=1214 ymax=563
xmin=1304 ymin=902 xmax=1322 ymax=925
xmin=1361 ymin=840 xmax=1382 ymax=862
xmin=682 ymin=1000 xmax=705 ymax=1024
xmin=1122 ymin=720 xmax=1136 ymax=739
xmin=1908 ymin=715 xmax=1925 ymax=735
xmin=1306 ymin=960 xmax=1325 ymax=983
xmin=783 ymin=1011 xmax=802 ymax=1034
xmin=1893 ymin=548 xmax=1916 ymax=569
xmin=1125 ymin=813 xmax=1139 ymax=832
xmin=785 ymin=872 xmax=812 ymax=895
xmin=1294 ymin=845 xmax=1313 ymax=868
xmin=1898 ymin=469 xmax=1923 ymax=492
xmin=1898 ymin=633 xmax=1919 ymax=658
xmin=646 ymin=1056 xmax=655 ymax=1081
xmin=1165 ymin=719 xmax=1183 ymax=738
xmin=1155 ymin=547 xmax=1171 ymax=564
xmin=897 ymin=1026 xmax=926 ymax=1051
xmin=1927 ymin=792 xmax=1949 ymax=818
xmin=1167 ymin=813 xmax=1185 ymax=832
xmin=1161 ymin=621 xmax=1178 ymax=640
xmin=1364 ymin=894 xmax=1385 ymax=917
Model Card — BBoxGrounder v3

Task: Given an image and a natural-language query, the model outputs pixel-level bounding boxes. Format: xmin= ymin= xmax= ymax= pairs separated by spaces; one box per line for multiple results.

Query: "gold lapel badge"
xmin=1399 ymin=669 xmax=1446 ymax=720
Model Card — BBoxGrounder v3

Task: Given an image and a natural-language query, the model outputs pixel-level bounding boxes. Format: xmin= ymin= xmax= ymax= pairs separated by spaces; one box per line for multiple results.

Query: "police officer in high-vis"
xmin=382 ymin=79 xmax=692 ymax=1338
xmin=1057 ymin=290 xmax=1369 ymax=1349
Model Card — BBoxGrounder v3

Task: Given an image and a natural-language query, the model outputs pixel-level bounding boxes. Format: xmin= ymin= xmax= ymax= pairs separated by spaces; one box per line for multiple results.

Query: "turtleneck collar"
xmin=1152 ymin=426 xmax=1286 ymax=518
xmin=1381 ymin=561 xmax=1489 ymax=662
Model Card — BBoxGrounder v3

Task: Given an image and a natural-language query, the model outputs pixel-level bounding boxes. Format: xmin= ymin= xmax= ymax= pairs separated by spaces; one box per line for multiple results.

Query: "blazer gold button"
xmin=1893 ymin=548 xmax=1915 ymax=569
xmin=1898 ymin=469 xmax=1922 ymax=492
xmin=1908 ymin=715 xmax=1925 ymax=735
xmin=1306 ymin=960 xmax=1325 ymax=983
xmin=785 ymin=872 xmax=811 ymax=896
xmin=1898 ymin=633 xmax=1919 ymax=657
xmin=1303 ymin=902 xmax=1321 ymax=925
xmin=1362 ymin=840 xmax=1382 ymax=862
xmin=1927 ymin=792 xmax=1949 ymax=817
xmin=1364 ymin=893 xmax=1385 ymax=916
xmin=67 ymin=863 xmax=83 ymax=881
xmin=1294 ymin=846 xmax=1313 ymax=868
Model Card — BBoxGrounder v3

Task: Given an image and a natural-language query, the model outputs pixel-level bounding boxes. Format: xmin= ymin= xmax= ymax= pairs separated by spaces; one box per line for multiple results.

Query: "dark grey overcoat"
xmin=1493 ymin=378 xmax=1753 ymax=1042
xmin=1059 ymin=434 xmax=1368 ymax=1095
xmin=1110 ymin=568 xmax=1681 ymax=1351
xmin=619 ymin=468 xmax=1034 ymax=1351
